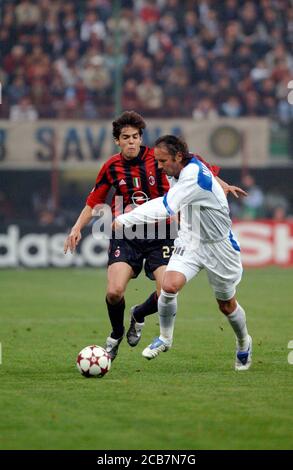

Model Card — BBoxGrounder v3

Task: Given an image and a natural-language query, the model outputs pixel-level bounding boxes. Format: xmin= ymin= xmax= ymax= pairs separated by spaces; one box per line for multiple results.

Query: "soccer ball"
xmin=76 ymin=345 xmax=111 ymax=378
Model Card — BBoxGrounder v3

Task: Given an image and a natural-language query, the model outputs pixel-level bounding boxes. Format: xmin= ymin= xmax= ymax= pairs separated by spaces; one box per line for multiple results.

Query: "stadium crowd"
xmin=0 ymin=0 xmax=292 ymax=122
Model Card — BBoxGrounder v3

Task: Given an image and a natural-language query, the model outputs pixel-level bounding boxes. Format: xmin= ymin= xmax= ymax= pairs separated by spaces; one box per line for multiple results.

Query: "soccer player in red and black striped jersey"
xmin=64 ymin=111 xmax=246 ymax=362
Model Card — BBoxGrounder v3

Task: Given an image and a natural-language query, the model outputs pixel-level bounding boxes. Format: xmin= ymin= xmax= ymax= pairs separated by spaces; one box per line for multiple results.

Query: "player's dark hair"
xmin=112 ymin=111 xmax=146 ymax=140
xmin=154 ymin=135 xmax=192 ymax=165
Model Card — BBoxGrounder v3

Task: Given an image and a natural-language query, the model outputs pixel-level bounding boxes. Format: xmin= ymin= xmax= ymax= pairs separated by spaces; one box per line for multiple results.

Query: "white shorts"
xmin=166 ymin=234 xmax=243 ymax=300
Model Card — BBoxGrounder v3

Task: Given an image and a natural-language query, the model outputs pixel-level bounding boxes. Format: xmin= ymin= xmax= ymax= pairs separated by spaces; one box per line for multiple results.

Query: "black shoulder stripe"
xmin=154 ymin=162 xmax=164 ymax=195
xmin=108 ymin=162 xmax=118 ymax=185
xmin=138 ymin=158 xmax=150 ymax=198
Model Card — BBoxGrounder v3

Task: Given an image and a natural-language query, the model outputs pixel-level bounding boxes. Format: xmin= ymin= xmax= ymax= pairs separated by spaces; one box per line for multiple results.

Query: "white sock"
xmin=158 ymin=289 xmax=178 ymax=345
xmin=226 ymin=303 xmax=249 ymax=351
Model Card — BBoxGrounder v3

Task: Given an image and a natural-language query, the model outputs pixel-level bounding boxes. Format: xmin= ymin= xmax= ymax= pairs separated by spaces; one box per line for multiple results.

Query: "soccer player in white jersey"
xmin=114 ymin=135 xmax=252 ymax=371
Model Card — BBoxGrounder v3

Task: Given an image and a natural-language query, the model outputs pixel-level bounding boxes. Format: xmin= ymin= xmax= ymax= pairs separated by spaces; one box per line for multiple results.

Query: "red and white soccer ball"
xmin=76 ymin=345 xmax=111 ymax=378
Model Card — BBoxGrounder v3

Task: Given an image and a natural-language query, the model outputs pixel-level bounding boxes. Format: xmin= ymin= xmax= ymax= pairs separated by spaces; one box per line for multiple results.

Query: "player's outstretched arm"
xmin=64 ymin=205 xmax=93 ymax=253
xmin=216 ymin=177 xmax=248 ymax=198
xmin=114 ymin=196 xmax=169 ymax=230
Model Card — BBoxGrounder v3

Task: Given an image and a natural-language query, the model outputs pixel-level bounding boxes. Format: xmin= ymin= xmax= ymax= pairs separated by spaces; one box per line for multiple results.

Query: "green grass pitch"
xmin=0 ymin=267 xmax=292 ymax=450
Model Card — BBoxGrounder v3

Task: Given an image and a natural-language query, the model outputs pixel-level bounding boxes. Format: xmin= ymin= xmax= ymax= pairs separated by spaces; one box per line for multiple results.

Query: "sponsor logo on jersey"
xmin=131 ymin=191 xmax=149 ymax=206
xmin=119 ymin=179 xmax=126 ymax=186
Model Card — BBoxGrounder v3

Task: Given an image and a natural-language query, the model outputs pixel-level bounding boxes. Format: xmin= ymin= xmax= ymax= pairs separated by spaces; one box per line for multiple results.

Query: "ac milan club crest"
xmin=114 ymin=248 xmax=121 ymax=258
xmin=149 ymin=175 xmax=156 ymax=186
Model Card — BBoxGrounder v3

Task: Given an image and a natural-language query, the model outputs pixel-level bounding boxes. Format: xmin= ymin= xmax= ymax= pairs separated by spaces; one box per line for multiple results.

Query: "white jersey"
xmin=117 ymin=157 xmax=234 ymax=249
xmin=165 ymin=157 xmax=231 ymax=245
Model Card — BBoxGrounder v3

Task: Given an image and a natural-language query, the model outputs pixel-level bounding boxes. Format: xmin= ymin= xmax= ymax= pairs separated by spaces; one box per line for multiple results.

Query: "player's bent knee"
xmin=161 ymin=283 xmax=179 ymax=295
xmin=217 ymin=299 xmax=237 ymax=315
xmin=106 ymin=288 xmax=125 ymax=305
xmin=218 ymin=302 xmax=230 ymax=315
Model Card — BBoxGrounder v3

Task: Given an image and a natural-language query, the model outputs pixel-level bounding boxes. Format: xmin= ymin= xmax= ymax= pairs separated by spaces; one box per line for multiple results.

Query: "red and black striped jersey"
xmin=86 ymin=146 xmax=220 ymax=216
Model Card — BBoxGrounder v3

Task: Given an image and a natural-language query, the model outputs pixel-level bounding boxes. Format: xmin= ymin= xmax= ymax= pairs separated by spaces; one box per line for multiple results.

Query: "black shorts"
xmin=108 ymin=237 xmax=175 ymax=280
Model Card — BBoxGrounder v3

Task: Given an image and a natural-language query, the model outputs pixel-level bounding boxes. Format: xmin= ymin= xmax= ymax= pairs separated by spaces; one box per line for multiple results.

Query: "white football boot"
xmin=142 ymin=337 xmax=171 ymax=360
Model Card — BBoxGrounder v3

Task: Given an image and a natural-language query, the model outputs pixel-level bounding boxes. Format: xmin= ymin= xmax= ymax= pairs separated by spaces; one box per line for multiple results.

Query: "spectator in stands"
xmin=7 ymin=76 xmax=29 ymax=105
xmin=240 ymin=174 xmax=265 ymax=219
xmin=122 ymin=78 xmax=139 ymax=110
xmin=80 ymin=10 xmax=106 ymax=44
xmin=136 ymin=76 xmax=164 ymax=116
xmin=192 ymin=96 xmax=219 ymax=120
xmin=9 ymin=96 xmax=38 ymax=121
xmin=32 ymin=187 xmax=57 ymax=226
xmin=264 ymin=188 xmax=289 ymax=219
xmin=220 ymin=95 xmax=244 ymax=117
xmin=15 ymin=0 xmax=41 ymax=29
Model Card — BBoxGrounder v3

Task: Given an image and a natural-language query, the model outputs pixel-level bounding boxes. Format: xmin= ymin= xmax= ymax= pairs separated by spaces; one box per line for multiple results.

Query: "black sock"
xmin=106 ymin=297 xmax=125 ymax=339
xmin=133 ymin=291 xmax=158 ymax=323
